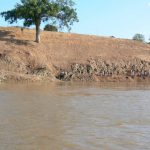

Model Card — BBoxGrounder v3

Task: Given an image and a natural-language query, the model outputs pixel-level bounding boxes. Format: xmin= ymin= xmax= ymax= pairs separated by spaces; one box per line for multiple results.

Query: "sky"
xmin=0 ymin=0 xmax=150 ymax=41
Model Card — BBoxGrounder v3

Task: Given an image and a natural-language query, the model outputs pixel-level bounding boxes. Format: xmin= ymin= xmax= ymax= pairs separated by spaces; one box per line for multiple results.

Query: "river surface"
xmin=0 ymin=82 xmax=150 ymax=150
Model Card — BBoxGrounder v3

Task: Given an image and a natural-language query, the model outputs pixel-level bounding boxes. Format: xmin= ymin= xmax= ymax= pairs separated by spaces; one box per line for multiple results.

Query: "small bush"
xmin=133 ymin=34 xmax=145 ymax=42
xmin=44 ymin=24 xmax=58 ymax=32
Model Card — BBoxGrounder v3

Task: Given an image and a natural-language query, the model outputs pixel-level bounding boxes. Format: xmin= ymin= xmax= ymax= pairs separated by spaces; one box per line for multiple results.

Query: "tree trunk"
xmin=35 ymin=23 xmax=40 ymax=43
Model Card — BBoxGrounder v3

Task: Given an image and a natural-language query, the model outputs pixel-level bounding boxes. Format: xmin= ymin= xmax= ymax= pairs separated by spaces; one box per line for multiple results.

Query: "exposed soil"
xmin=0 ymin=27 xmax=150 ymax=82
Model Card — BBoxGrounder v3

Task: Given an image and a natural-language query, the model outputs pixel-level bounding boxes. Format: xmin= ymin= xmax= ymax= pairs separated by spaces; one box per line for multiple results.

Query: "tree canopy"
xmin=1 ymin=0 xmax=78 ymax=43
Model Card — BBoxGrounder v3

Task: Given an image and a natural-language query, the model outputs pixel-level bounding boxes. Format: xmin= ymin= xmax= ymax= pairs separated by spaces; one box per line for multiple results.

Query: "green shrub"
xmin=133 ymin=34 xmax=145 ymax=42
xmin=44 ymin=24 xmax=58 ymax=32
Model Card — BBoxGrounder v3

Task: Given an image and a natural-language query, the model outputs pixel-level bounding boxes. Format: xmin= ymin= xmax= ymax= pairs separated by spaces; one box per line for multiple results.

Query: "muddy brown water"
xmin=0 ymin=82 xmax=150 ymax=150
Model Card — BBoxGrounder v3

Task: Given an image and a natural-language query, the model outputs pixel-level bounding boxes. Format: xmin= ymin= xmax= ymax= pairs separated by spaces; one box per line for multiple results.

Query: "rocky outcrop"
xmin=56 ymin=57 xmax=150 ymax=82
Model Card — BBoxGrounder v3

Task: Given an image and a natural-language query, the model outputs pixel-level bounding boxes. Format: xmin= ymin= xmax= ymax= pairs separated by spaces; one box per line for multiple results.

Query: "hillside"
xmin=0 ymin=27 xmax=150 ymax=82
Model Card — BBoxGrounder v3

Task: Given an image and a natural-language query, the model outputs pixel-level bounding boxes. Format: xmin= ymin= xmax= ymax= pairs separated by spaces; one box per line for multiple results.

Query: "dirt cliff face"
xmin=0 ymin=27 xmax=150 ymax=82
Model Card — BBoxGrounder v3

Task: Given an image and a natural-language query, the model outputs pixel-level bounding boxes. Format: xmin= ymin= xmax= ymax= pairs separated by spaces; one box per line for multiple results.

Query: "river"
xmin=0 ymin=82 xmax=150 ymax=150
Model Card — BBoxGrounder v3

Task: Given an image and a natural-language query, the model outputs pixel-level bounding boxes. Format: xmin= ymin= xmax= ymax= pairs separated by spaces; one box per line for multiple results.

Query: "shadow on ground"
xmin=0 ymin=30 xmax=32 ymax=46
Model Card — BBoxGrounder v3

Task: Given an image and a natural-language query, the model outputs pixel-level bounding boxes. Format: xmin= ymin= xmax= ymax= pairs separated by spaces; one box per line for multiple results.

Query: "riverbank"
xmin=0 ymin=27 xmax=150 ymax=82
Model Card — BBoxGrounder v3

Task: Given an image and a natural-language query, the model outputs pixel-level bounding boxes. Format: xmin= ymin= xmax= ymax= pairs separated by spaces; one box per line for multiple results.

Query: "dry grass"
xmin=0 ymin=27 xmax=150 ymax=81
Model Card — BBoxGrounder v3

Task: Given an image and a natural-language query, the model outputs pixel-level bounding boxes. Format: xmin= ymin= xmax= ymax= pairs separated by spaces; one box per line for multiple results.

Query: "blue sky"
xmin=0 ymin=0 xmax=150 ymax=40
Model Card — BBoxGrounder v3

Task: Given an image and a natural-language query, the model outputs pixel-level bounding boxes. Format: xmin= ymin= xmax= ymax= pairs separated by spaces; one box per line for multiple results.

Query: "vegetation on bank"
xmin=44 ymin=24 xmax=58 ymax=32
xmin=0 ymin=0 xmax=150 ymax=44
xmin=1 ymin=0 xmax=78 ymax=43
xmin=133 ymin=34 xmax=145 ymax=43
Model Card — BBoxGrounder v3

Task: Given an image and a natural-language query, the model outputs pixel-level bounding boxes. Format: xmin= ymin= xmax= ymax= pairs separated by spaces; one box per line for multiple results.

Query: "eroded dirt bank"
xmin=0 ymin=27 xmax=150 ymax=82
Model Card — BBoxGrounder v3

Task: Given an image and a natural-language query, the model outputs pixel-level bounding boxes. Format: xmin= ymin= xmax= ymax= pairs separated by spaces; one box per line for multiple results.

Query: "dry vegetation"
xmin=0 ymin=27 xmax=150 ymax=82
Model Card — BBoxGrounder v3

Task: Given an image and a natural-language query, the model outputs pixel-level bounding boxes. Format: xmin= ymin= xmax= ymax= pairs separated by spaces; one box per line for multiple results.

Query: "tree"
xmin=44 ymin=24 xmax=58 ymax=32
xmin=1 ymin=0 xmax=78 ymax=43
xmin=133 ymin=34 xmax=145 ymax=42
